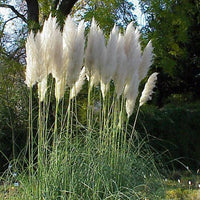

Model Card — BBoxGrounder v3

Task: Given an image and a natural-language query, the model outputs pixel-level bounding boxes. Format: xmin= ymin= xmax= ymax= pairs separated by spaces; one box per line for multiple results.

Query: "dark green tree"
xmin=140 ymin=0 xmax=200 ymax=106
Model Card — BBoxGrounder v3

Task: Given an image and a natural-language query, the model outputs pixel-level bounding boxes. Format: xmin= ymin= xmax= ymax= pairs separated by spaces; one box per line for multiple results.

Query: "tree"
xmin=72 ymin=0 xmax=136 ymax=36
xmin=140 ymin=0 xmax=200 ymax=105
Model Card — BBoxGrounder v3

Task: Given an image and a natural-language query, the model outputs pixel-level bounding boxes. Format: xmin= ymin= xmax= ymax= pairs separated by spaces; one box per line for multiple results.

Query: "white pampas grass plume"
xmin=38 ymin=77 xmax=47 ymax=102
xmin=125 ymin=73 xmax=139 ymax=117
xmin=138 ymin=40 xmax=154 ymax=81
xmin=25 ymin=31 xmax=46 ymax=87
xmin=100 ymin=81 xmax=110 ymax=99
xmin=124 ymin=23 xmax=142 ymax=84
xmin=50 ymin=26 xmax=63 ymax=81
xmin=124 ymin=22 xmax=137 ymax=59
xmin=139 ymin=72 xmax=158 ymax=107
xmin=101 ymin=25 xmax=118 ymax=84
xmin=85 ymin=18 xmax=106 ymax=87
xmin=55 ymin=78 xmax=66 ymax=101
xmin=95 ymin=28 xmax=106 ymax=77
xmin=113 ymin=34 xmax=127 ymax=98
xmin=70 ymin=67 xmax=86 ymax=99
xmin=25 ymin=31 xmax=37 ymax=87
xmin=41 ymin=15 xmax=59 ymax=75
xmin=85 ymin=18 xmax=98 ymax=73
xmin=126 ymin=98 xmax=136 ymax=118
xmin=63 ymin=16 xmax=85 ymax=87
xmin=100 ymin=25 xmax=118 ymax=98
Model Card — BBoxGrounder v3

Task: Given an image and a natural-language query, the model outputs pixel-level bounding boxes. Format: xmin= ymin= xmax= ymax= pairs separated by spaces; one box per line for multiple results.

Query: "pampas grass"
xmin=113 ymin=34 xmax=127 ymax=98
xmin=70 ymin=67 xmax=86 ymax=99
xmin=25 ymin=31 xmax=45 ymax=87
xmin=16 ymin=15 xmax=165 ymax=200
xmin=100 ymin=25 xmax=118 ymax=98
xmin=85 ymin=18 xmax=106 ymax=88
xmin=139 ymin=40 xmax=154 ymax=82
xmin=63 ymin=16 xmax=85 ymax=87
xmin=139 ymin=72 xmax=158 ymax=107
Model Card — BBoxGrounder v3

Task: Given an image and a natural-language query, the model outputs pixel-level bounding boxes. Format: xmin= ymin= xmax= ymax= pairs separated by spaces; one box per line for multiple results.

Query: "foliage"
xmin=166 ymin=189 xmax=200 ymax=200
xmin=164 ymin=171 xmax=200 ymax=200
xmin=72 ymin=0 xmax=136 ymax=36
xmin=140 ymin=0 xmax=200 ymax=105
xmin=0 ymin=54 xmax=28 ymax=172
xmin=133 ymin=102 xmax=200 ymax=170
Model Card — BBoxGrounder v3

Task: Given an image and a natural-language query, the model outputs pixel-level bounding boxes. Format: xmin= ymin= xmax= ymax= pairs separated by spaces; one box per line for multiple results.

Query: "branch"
xmin=0 ymin=4 xmax=27 ymax=23
xmin=1 ymin=16 xmax=18 ymax=35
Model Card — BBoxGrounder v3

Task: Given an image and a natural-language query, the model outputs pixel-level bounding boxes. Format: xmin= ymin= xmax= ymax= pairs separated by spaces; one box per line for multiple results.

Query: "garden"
xmin=0 ymin=0 xmax=200 ymax=199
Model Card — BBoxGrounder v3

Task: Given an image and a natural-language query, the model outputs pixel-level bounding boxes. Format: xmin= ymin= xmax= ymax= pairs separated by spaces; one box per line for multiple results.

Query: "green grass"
xmin=164 ymin=170 xmax=200 ymax=200
xmin=1 ymin=129 xmax=165 ymax=199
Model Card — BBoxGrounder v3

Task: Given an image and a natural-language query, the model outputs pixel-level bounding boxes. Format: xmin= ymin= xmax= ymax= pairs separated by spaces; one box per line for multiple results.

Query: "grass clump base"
xmin=1 ymin=129 xmax=165 ymax=199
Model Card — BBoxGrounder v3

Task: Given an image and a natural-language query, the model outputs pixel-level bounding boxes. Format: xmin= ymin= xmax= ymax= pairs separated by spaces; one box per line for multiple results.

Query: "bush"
xmin=134 ymin=102 xmax=200 ymax=170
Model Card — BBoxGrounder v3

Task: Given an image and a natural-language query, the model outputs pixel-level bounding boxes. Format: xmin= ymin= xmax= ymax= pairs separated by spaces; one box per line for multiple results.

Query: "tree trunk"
xmin=25 ymin=0 xmax=78 ymax=30
xmin=53 ymin=0 xmax=78 ymax=28
xmin=25 ymin=0 xmax=39 ymax=31
xmin=58 ymin=0 xmax=78 ymax=16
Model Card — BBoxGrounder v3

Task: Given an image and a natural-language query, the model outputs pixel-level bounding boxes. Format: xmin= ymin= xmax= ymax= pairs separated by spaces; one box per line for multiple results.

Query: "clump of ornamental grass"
xmin=2 ymin=15 xmax=165 ymax=199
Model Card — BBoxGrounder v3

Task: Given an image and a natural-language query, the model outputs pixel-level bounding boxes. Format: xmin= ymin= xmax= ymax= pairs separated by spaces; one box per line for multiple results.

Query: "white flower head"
xmin=124 ymin=23 xmax=142 ymax=85
xmin=38 ymin=76 xmax=48 ymax=102
xmin=125 ymin=73 xmax=140 ymax=117
xmin=85 ymin=18 xmax=106 ymax=88
xmin=101 ymin=25 xmax=118 ymax=84
xmin=113 ymin=34 xmax=127 ymax=98
xmin=138 ymin=40 xmax=154 ymax=81
xmin=63 ymin=16 xmax=85 ymax=87
xmin=70 ymin=67 xmax=86 ymax=99
xmin=25 ymin=31 xmax=46 ymax=87
xmin=139 ymin=72 xmax=158 ymax=107
xmin=55 ymin=78 xmax=66 ymax=101
xmin=41 ymin=15 xmax=59 ymax=75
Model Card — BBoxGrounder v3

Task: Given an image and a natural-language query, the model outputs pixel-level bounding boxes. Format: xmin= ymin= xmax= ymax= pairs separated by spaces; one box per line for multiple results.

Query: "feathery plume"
xmin=38 ymin=76 xmax=47 ymax=102
xmin=25 ymin=31 xmax=37 ymax=87
xmin=63 ymin=16 xmax=85 ymax=87
xmin=55 ymin=78 xmax=66 ymax=101
xmin=25 ymin=31 xmax=46 ymax=87
xmin=41 ymin=15 xmax=59 ymax=75
xmin=50 ymin=26 xmax=63 ymax=81
xmin=124 ymin=23 xmax=142 ymax=84
xmin=101 ymin=25 xmax=118 ymax=84
xmin=113 ymin=34 xmax=127 ymax=98
xmin=138 ymin=40 xmax=154 ymax=81
xmin=85 ymin=18 xmax=106 ymax=87
xmin=95 ymin=27 xmax=106 ymax=77
xmin=100 ymin=25 xmax=118 ymax=98
xmin=126 ymin=98 xmax=136 ymax=118
xmin=70 ymin=67 xmax=86 ymax=99
xmin=85 ymin=18 xmax=98 ymax=72
xmin=100 ymin=81 xmax=110 ymax=99
xmin=125 ymin=73 xmax=139 ymax=117
xmin=139 ymin=72 xmax=158 ymax=107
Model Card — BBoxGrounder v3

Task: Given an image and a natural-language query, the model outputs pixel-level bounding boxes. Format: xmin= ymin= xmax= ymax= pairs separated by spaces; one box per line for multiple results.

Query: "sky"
xmin=129 ymin=0 xmax=146 ymax=27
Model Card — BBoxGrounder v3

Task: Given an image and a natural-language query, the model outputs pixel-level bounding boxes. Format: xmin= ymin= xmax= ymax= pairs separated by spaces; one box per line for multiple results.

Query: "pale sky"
xmin=130 ymin=0 xmax=146 ymax=27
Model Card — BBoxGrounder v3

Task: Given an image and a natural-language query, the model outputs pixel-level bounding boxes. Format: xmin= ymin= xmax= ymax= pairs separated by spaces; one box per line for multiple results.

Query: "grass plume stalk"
xmin=9 ymin=15 xmax=166 ymax=199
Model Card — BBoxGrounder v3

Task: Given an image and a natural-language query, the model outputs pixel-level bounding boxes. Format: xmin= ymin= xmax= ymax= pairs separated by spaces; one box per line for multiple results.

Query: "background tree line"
xmin=0 ymin=0 xmax=200 ymax=172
